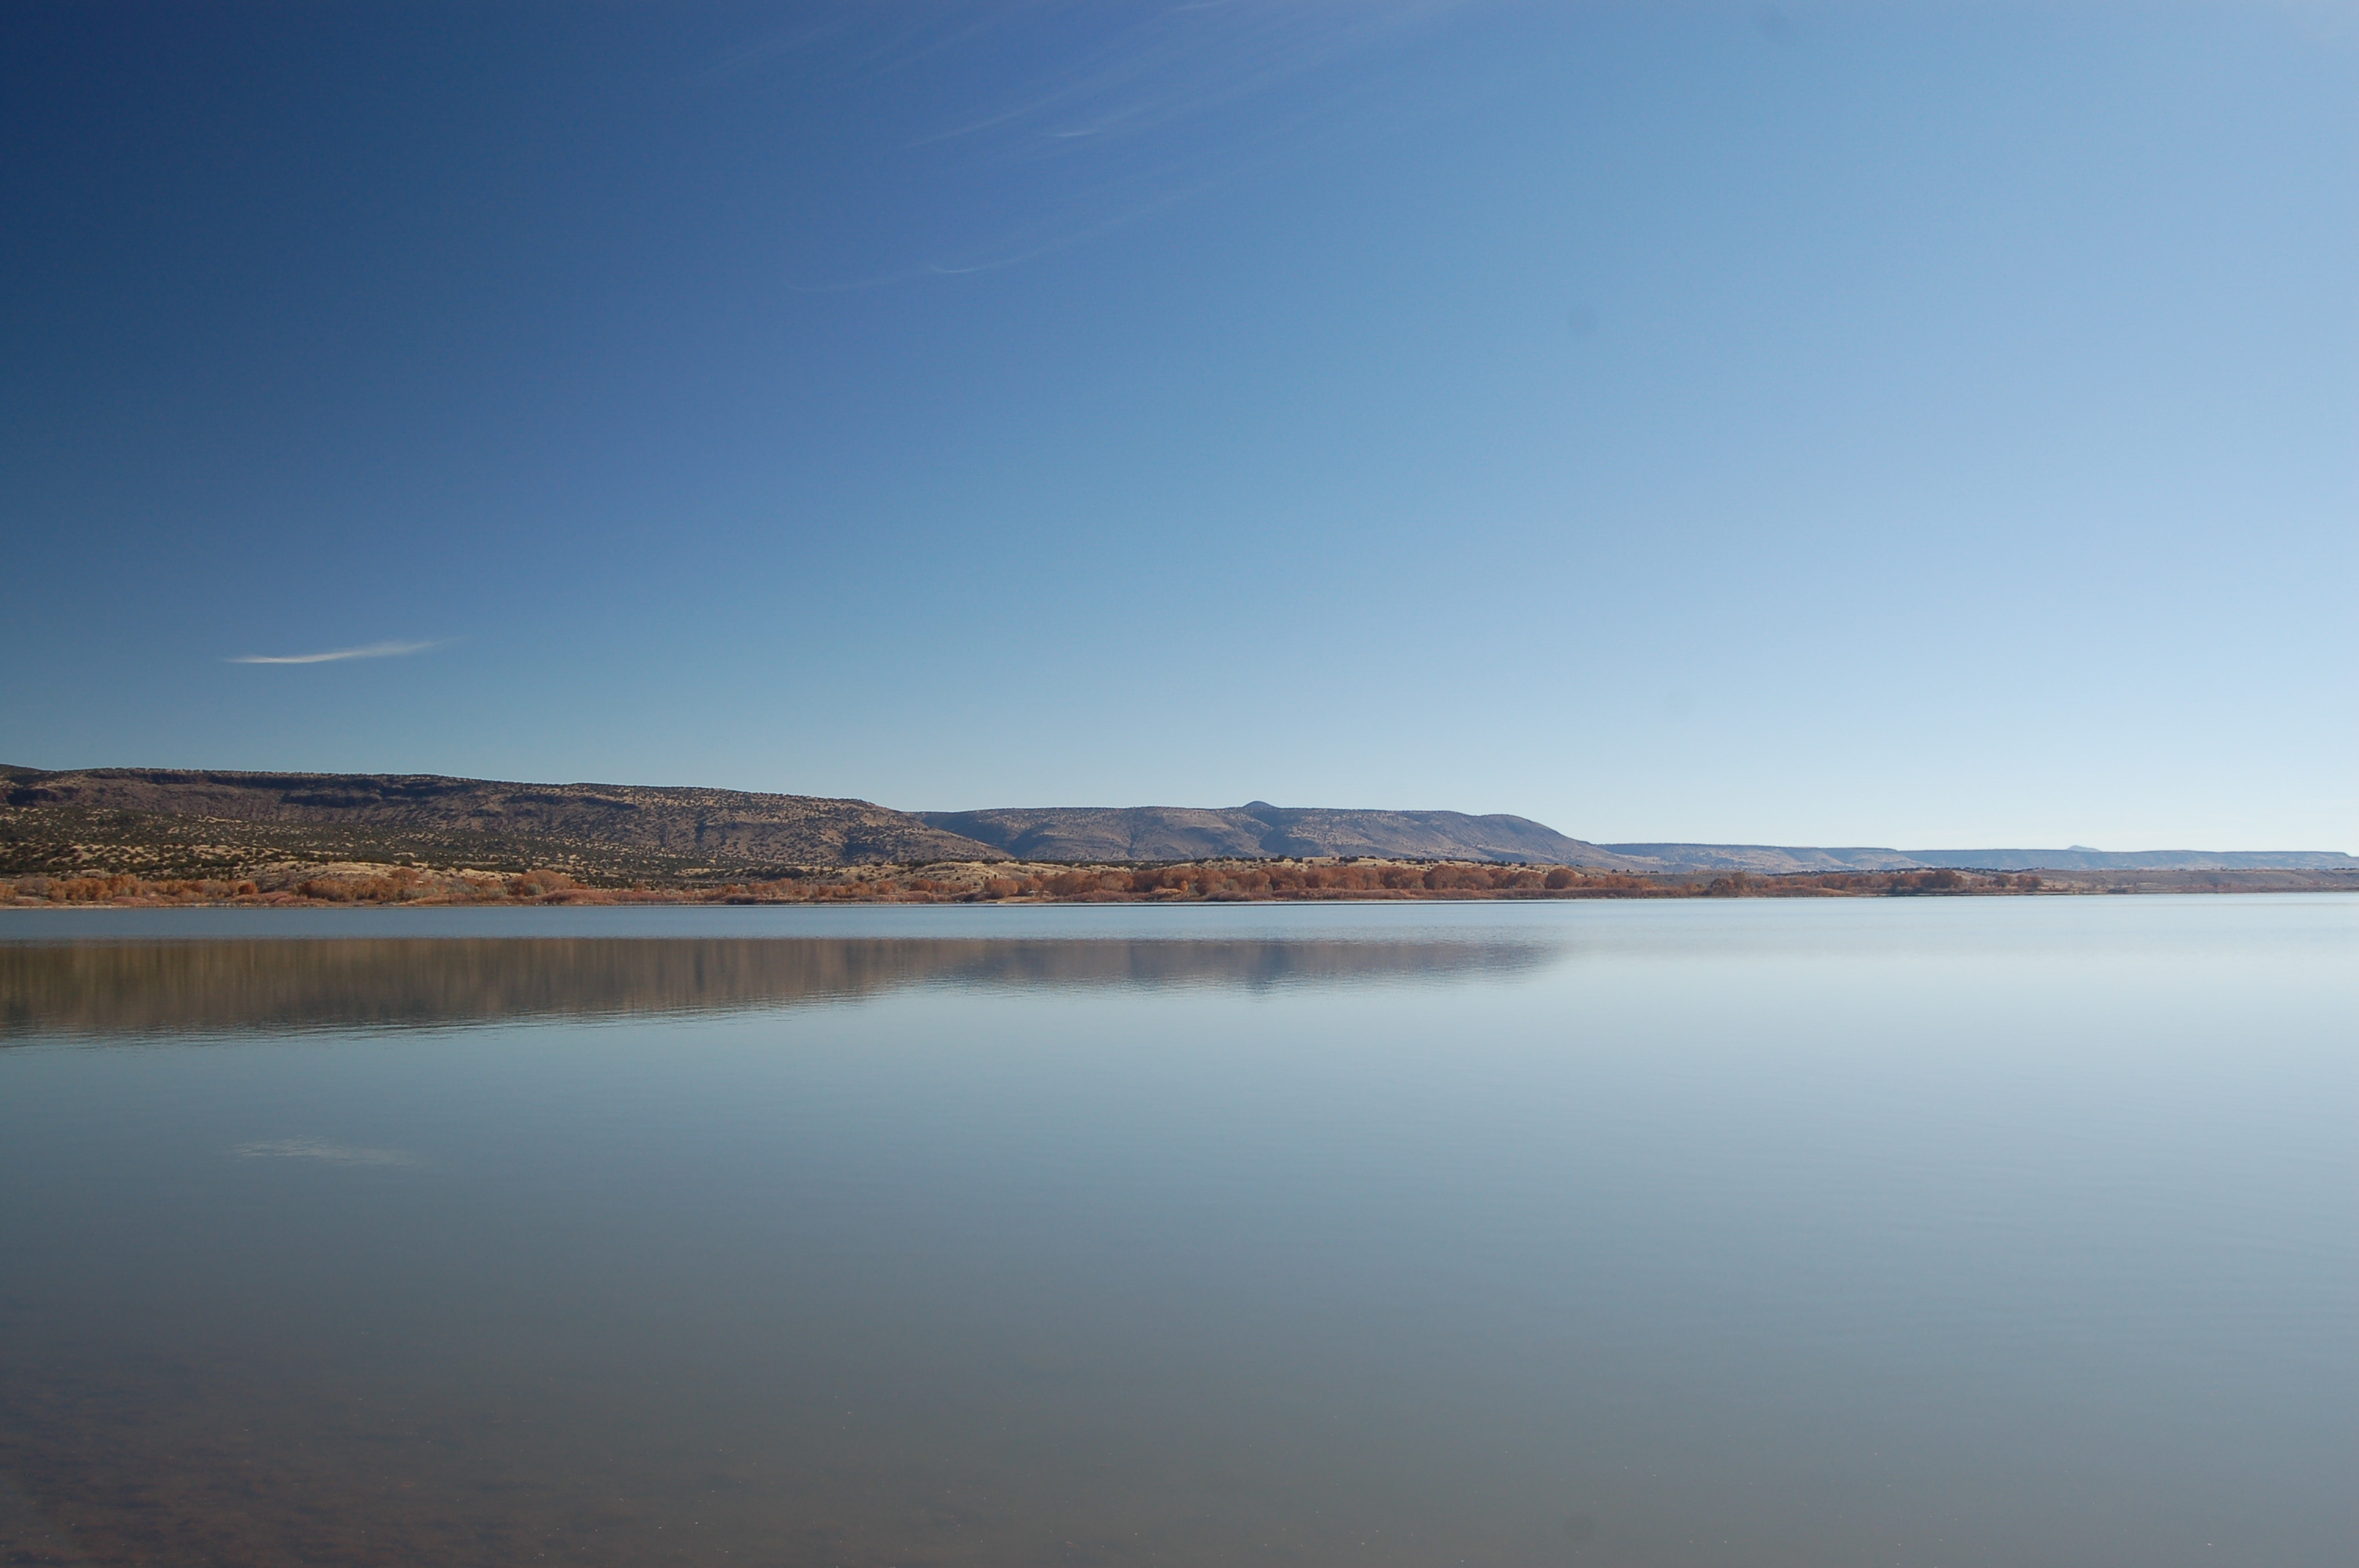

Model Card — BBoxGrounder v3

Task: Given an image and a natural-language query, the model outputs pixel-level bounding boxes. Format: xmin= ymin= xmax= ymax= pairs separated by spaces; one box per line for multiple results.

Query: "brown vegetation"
xmin=0 ymin=858 xmax=2099 ymax=908
xmin=3 ymin=866 xmax=599 ymax=907
xmin=11 ymin=850 xmax=2350 ymax=910
xmin=1 ymin=767 xmax=1005 ymax=881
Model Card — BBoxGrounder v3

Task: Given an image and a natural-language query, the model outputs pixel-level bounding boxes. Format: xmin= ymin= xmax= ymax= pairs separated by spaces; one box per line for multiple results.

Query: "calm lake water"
xmin=1 ymin=898 xmax=2351 ymax=1567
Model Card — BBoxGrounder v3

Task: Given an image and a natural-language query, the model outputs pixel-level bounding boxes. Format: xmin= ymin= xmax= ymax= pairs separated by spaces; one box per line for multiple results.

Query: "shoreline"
xmin=8 ymin=859 xmax=2353 ymax=909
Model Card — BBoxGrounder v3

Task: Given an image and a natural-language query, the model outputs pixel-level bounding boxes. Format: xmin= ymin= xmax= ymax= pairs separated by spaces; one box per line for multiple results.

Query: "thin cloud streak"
xmin=754 ymin=0 xmax=1476 ymax=290
xmin=228 ymin=640 xmax=443 ymax=666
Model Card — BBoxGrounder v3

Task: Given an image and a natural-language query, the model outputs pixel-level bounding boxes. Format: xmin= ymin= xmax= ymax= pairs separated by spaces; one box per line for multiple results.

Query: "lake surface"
xmin=1 ymin=898 xmax=2352 ymax=1566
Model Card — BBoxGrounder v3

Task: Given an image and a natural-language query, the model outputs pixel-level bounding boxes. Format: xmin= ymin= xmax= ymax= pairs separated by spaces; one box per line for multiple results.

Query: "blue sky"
xmin=4 ymin=2 xmax=2351 ymax=849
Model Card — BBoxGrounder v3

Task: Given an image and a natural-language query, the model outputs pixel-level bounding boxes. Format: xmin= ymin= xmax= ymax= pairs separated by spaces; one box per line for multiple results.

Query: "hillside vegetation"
xmin=918 ymin=801 xmax=1639 ymax=865
xmin=2 ymin=767 xmax=1001 ymax=881
xmin=16 ymin=858 xmax=2347 ymax=913
xmin=4 ymin=766 xmax=2349 ymax=889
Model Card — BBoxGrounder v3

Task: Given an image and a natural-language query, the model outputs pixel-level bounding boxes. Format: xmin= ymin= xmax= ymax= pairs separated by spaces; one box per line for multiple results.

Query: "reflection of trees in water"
xmin=0 ymin=938 xmax=1562 ymax=1040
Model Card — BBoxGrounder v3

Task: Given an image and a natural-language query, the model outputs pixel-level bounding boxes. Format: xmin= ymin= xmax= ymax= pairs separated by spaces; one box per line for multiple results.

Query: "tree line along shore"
xmin=9 ymin=858 xmax=2340 ymax=909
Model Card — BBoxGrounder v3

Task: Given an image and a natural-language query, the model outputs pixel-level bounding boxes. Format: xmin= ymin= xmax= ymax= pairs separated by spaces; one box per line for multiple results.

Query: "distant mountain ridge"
xmin=1602 ymin=843 xmax=2357 ymax=873
xmin=918 ymin=802 xmax=1646 ymax=867
xmin=3 ymin=766 xmax=2349 ymax=877
xmin=916 ymin=806 xmax=2353 ymax=871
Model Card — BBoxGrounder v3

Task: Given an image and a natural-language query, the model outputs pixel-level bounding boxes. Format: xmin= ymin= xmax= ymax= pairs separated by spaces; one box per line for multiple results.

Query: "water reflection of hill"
xmin=0 ymin=937 xmax=1561 ymax=1040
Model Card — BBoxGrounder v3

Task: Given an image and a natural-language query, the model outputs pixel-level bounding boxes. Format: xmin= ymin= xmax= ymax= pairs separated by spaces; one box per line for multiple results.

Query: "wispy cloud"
xmin=234 ymin=1138 xmax=420 ymax=1167
xmin=743 ymin=1 xmax=1478 ymax=289
xmin=227 ymin=639 xmax=443 ymax=666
